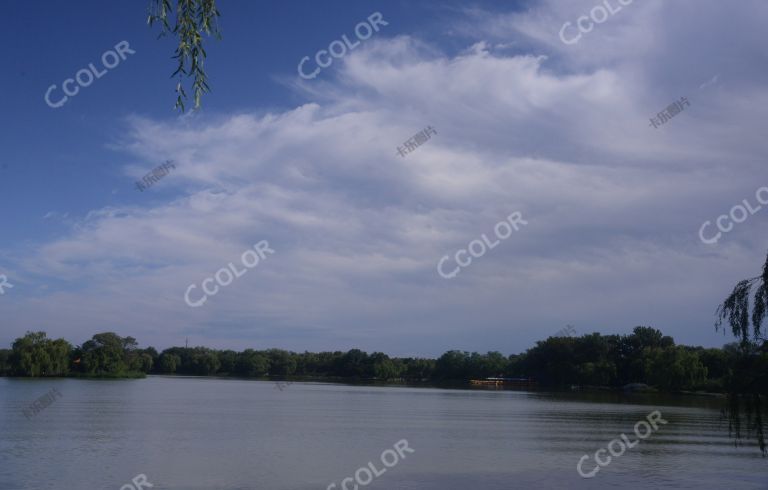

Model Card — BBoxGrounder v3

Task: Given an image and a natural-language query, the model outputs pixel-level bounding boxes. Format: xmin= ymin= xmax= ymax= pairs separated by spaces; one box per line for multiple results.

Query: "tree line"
xmin=0 ymin=326 xmax=747 ymax=393
xmin=2 ymin=252 xmax=766 ymax=453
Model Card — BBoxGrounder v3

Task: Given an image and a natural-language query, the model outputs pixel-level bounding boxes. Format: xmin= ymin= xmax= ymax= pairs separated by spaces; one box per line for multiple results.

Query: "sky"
xmin=0 ymin=0 xmax=767 ymax=357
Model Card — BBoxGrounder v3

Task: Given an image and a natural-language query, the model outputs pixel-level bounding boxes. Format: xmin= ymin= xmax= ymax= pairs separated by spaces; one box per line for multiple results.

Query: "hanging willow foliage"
xmin=716 ymin=252 xmax=768 ymax=455
xmin=148 ymin=0 xmax=221 ymax=111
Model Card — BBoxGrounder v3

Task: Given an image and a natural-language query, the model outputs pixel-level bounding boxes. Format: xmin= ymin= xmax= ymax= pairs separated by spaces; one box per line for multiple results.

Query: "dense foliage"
xmin=716 ymin=252 xmax=768 ymax=454
xmin=148 ymin=0 xmax=221 ymax=111
xmin=0 ymin=332 xmax=150 ymax=378
xmin=0 ymin=327 xmax=741 ymax=394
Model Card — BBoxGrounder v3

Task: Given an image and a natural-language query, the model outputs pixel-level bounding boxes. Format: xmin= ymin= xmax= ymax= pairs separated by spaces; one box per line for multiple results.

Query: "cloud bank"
xmin=3 ymin=0 xmax=768 ymax=356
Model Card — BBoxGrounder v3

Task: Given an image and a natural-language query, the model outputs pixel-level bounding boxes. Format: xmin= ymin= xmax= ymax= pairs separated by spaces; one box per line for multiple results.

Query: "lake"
xmin=1 ymin=377 xmax=767 ymax=489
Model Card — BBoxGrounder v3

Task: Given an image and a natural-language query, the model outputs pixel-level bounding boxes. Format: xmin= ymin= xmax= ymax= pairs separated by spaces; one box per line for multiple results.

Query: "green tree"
xmin=78 ymin=332 xmax=140 ymax=376
xmin=295 ymin=351 xmax=320 ymax=375
xmin=467 ymin=352 xmax=508 ymax=379
xmin=505 ymin=354 xmax=524 ymax=377
xmin=370 ymin=353 xmax=405 ymax=380
xmin=159 ymin=353 xmax=181 ymax=373
xmin=644 ymin=346 xmax=707 ymax=391
xmin=716 ymin=251 xmax=768 ymax=454
xmin=697 ymin=346 xmax=735 ymax=391
xmin=10 ymin=331 xmax=72 ymax=377
xmin=265 ymin=349 xmax=296 ymax=376
xmin=575 ymin=361 xmax=616 ymax=386
xmin=434 ymin=351 xmax=470 ymax=380
xmin=141 ymin=347 xmax=159 ymax=373
xmin=148 ymin=0 xmax=221 ymax=111
xmin=189 ymin=347 xmax=221 ymax=375
xmin=612 ymin=327 xmax=673 ymax=384
xmin=520 ymin=338 xmax=578 ymax=386
xmin=218 ymin=350 xmax=238 ymax=374
xmin=336 ymin=349 xmax=370 ymax=378
xmin=237 ymin=349 xmax=270 ymax=377
xmin=630 ymin=326 xmax=669 ymax=350
xmin=133 ymin=352 xmax=154 ymax=373
xmin=0 ymin=349 xmax=11 ymax=375
xmin=571 ymin=333 xmax=617 ymax=386
xmin=403 ymin=358 xmax=435 ymax=380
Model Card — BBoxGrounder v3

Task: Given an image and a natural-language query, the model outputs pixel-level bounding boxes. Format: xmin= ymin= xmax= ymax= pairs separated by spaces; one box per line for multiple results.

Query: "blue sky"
xmin=1 ymin=0 xmax=767 ymax=356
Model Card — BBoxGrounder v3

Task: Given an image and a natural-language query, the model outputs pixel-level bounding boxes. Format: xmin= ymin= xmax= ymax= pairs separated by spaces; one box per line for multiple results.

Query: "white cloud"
xmin=3 ymin=0 xmax=768 ymax=355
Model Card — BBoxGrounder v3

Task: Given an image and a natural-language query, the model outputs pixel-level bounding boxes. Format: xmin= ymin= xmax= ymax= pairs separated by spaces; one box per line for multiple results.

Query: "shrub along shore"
xmin=0 ymin=327 xmax=743 ymax=393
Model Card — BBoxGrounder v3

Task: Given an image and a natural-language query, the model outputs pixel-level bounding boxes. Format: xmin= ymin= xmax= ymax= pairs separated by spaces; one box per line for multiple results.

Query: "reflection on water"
xmin=0 ymin=377 xmax=766 ymax=489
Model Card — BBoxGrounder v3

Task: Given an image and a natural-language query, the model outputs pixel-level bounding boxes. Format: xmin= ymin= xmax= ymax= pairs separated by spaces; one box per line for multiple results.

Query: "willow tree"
xmin=716 ymin=252 xmax=768 ymax=455
xmin=148 ymin=0 xmax=221 ymax=111
xmin=10 ymin=331 xmax=72 ymax=377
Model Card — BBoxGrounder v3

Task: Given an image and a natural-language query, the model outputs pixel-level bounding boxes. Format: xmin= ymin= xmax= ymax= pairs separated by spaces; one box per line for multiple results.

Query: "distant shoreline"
xmin=1 ymin=327 xmax=735 ymax=396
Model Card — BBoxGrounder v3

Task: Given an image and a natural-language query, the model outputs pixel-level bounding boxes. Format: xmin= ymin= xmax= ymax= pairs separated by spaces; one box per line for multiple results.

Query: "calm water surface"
xmin=1 ymin=377 xmax=767 ymax=489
